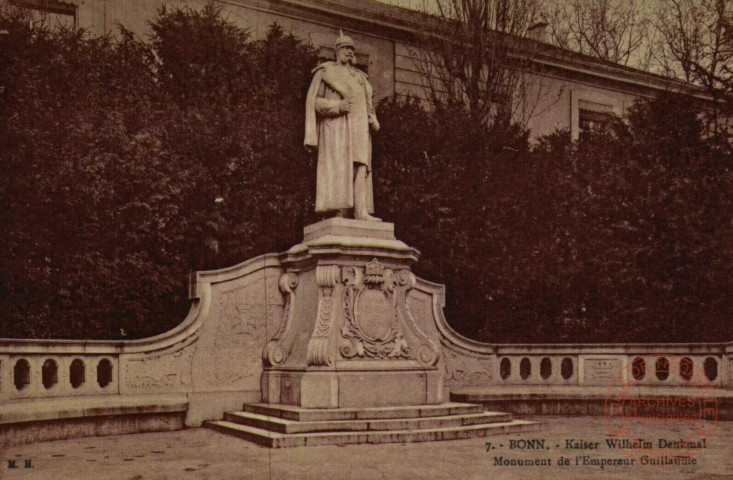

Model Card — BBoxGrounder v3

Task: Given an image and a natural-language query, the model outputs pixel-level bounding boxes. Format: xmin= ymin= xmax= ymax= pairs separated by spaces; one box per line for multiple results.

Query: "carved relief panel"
xmin=334 ymin=259 xmax=440 ymax=367
xmin=581 ymin=357 xmax=622 ymax=385
xmin=339 ymin=260 xmax=412 ymax=360
xmin=442 ymin=346 xmax=493 ymax=386
xmin=124 ymin=338 xmax=197 ymax=392
xmin=194 ymin=269 xmax=284 ymax=390
xmin=306 ymin=265 xmax=341 ymax=367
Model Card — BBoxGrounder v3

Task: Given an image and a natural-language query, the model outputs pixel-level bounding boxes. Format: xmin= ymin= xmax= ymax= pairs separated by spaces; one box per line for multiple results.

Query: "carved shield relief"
xmin=355 ymin=289 xmax=393 ymax=341
xmin=340 ymin=260 xmax=412 ymax=360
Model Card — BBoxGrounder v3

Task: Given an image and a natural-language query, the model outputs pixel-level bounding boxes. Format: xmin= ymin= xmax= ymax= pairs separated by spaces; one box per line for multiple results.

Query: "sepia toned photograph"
xmin=0 ymin=0 xmax=731 ymax=478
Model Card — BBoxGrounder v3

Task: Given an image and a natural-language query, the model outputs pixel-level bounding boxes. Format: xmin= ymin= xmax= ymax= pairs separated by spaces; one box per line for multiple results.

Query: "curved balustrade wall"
xmin=3 ymin=355 xmax=118 ymax=400
xmin=1 ymin=254 xmax=731 ymax=446
xmin=1 ymin=253 xmax=284 ymax=444
xmin=406 ymin=277 xmax=731 ymax=392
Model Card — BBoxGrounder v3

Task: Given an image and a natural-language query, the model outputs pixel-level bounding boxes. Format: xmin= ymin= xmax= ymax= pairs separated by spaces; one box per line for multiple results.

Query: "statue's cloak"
xmin=305 ymin=62 xmax=375 ymax=214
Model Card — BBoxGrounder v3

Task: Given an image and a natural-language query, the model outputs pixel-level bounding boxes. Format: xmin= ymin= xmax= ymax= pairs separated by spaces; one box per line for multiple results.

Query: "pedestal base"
xmin=205 ymin=402 xmax=541 ymax=448
xmin=206 ymin=218 xmax=542 ymax=446
xmin=262 ymin=367 xmax=443 ymax=408
xmin=262 ymin=219 xmax=442 ymax=409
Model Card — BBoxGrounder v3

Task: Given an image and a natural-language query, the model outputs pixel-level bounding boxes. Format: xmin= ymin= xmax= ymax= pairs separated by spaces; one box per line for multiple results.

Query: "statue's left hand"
xmin=369 ymin=116 xmax=380 ymax=132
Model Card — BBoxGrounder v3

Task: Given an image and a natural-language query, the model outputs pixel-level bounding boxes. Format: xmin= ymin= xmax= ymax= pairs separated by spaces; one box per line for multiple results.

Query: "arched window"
xmin=70 ymin=359 xmax=85 ymax=389
xmin=42 ymin=359 xmax=58 ymax=389
xmin=97 ymin=359 xmax=113 ymax=388
xmin=500 ymin=358 xmax=511 ymax=380
xmin=540 ymin=358 xmax=551 ymax=380
xmin=520 ymin=358 xmax=531 ymax=380
xmin=14 ymin=359 xmax=31 ymax=391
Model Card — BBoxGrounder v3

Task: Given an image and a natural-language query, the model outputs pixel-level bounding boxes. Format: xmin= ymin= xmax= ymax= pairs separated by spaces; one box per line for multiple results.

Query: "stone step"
xmin=223 ymin=410 xmax=513 ymax=434
xmin=242 ymin=402 xmax=484 ymax=422
xmin=205 ymin=418 xmax=542 ymax=448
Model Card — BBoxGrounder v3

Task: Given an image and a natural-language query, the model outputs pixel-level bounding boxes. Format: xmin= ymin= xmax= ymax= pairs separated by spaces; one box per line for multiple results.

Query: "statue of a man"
xmin=304 ymin=31 xmax=381 ymax=222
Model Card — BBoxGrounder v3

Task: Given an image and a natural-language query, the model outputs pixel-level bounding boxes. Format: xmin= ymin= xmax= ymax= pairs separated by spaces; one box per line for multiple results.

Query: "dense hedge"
xmin=0 ymin=7 xmax=318 ymax=339
xmin=374 ymin=95 xmax=732 ymax=343
xmin=1 ymin=6 xmax=730 ymax=342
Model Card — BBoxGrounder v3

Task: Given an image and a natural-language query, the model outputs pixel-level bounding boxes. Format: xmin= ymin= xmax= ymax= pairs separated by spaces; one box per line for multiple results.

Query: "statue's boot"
xmin=354 ymin=165 xmax=381 ymax=222
xmin=355 ymin=211 xmax=381 ymax=222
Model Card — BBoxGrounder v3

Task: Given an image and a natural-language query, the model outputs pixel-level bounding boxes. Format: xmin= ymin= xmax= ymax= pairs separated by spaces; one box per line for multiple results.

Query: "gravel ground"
xmin=1 ymin=415 xmax=732 ymax=480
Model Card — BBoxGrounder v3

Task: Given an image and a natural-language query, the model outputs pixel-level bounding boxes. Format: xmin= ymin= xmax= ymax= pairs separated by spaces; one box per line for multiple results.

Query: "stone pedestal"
xmin=261 ymin=218 xmax=443 ymax=408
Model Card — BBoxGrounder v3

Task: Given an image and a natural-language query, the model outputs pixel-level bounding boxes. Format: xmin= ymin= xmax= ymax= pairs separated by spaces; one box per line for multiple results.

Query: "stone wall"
xmin=402 ymin=277 xmax=732 ymax=392
xmin=0 ymin=254 xmax=283 ymax=427
xmin=1 ymin=246 xmax=731 ymax=444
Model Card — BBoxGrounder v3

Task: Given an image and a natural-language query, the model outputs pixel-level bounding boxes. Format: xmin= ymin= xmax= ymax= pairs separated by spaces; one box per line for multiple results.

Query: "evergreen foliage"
xmin=0 ymin=6 xmax=318 ymax=338
xmin=375 ymin=94 xmax=731 ymax=342
xmin=1 ymin=6 xmax=729 ymax=342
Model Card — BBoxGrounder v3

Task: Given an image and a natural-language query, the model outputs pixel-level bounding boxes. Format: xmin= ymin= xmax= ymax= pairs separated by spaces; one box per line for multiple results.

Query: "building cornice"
xmin=234 ymin=0 xmax=707 ymax=100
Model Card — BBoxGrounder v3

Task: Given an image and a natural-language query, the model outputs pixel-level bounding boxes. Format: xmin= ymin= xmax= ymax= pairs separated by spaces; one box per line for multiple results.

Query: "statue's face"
xmin=337 ymin=46 xmax=356 ymax=65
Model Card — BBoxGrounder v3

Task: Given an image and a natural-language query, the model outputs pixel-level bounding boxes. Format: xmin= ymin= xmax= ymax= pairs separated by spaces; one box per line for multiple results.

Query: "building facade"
xmin=6 ymin=0 xmax=708 ymax=139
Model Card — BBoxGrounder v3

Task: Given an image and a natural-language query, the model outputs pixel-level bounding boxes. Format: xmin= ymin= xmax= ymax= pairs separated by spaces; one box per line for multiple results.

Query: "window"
xmin=579 ymin=107 xmax=613 ymax=135
xmin=571 ymin=91 xmax=622 ymax=140
xmin=8 ymin=0 xmax=77 ymax=30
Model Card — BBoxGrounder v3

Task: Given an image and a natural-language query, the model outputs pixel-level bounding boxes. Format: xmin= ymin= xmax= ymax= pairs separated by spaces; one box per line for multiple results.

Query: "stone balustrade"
xmin=2 ymin=351 xmax=118 ymax=401
xmin=3 ymin=322 xmax=728 ymax=403
xmin=2 ymin=272 xmax=731 ymax=403
xmin=1 ymin=251 xmax=731 ymax=446
xmin=491 ymin=349 xmax=725 ymax=386
xmin=412 ymin=276 xmax=732 ymax=392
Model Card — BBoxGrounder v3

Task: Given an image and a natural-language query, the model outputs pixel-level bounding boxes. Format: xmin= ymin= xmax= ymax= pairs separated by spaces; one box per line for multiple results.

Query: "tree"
xmin=652 ymin=0 xmax=732 ymax=136
xmin=2 ymin=3 xmax=729 ymax=344
xmin=412 ymin=0 xmax=547 ymax=132
xmin=373 ymin=95 xmax=533 ymax=339
xmin=0 ymin=5 xmax=319 ymax=339
xmin=375 ymin=91 xmax=731 ymax=343
xmin=150 ymin=3 xmax=255 ymax=106
xmin=544 ymin=0 xmax=730 ymax=141
xmin=547 ymin=0 xmax=655 ymax=70
xmin=526 ymin=94 xmax=732 ymax=343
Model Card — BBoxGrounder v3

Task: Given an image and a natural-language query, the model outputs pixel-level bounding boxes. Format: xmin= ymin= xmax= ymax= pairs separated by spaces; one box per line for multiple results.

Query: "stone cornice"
xmin=230 ymin=0 xmax=708 ymax=100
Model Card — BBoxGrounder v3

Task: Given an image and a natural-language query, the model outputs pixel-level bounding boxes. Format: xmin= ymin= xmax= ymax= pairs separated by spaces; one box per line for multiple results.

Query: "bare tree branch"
xmin=410 ymin=0 xmax=550 ymax=131
xmin=652 ymin=0 xmax=732 ymax=133
xmin=547 ymin=0 xmax=653 ymax=68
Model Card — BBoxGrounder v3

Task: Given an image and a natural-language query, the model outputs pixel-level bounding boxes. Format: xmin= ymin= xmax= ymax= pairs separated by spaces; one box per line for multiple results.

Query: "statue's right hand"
xmin=339 ymin=99 xmax=352 ymax=114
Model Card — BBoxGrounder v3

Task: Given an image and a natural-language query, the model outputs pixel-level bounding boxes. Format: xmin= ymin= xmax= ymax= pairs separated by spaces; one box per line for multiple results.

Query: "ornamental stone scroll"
xmin=262 ymin=273 xmax=299 ymax=367
xmin=306 ymin=265 xmax=341 ymax=367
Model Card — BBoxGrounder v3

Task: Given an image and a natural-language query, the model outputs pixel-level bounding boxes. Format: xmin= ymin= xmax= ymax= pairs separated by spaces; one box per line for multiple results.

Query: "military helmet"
xmin=334 ymin=30 xmax=355 ymax=50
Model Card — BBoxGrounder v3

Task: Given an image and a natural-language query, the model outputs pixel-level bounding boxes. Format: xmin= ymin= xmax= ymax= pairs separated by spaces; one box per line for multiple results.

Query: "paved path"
xmin=1 ymin=416 xmax=731 ymax=480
